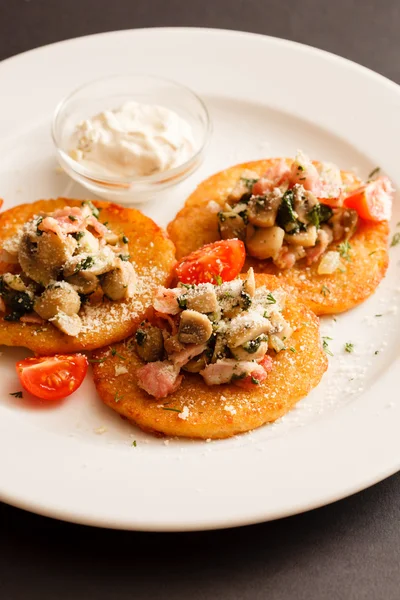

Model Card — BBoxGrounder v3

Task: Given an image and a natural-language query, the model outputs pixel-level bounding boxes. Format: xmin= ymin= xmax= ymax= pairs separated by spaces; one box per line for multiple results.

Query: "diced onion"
xmin=318 ymin=250 xmax=341 ymax=275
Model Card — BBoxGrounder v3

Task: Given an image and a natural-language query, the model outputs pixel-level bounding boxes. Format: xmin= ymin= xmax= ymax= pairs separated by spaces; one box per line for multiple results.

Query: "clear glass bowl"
xmin=51 ymin=74 xmax=211 ymax=204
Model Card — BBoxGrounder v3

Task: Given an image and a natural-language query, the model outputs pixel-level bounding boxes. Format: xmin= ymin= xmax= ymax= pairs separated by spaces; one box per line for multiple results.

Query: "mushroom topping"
xmin=226 ymin=310 xmax=272 ymax=348
xmin=74 ymin=230 xmax=99 ymax=254
xmin=50 ymin=312 xmax=82 ymax=337
xmin=231 ymin=336 xmax=269 ymax=361
xmin=19 ymin=231 xmax=77 ymax=285
xmin=66 ymin=271 xmax=99 ymax=295
xmin=247 ymin=191 xmax=282 ymax=228
xmin=178 ymin=310 xmax=213 ymax=345
xmin=246 ymin=226 xmax=285 ymax=259
xmin=180 ymin=284 xmax=219 ymax=314
xmin=284 ymin=225 xmax=317 ymax=247
xmin=34 ymin=282 xmax=81 ymax=321
xmin=101 ymin=260 xmax=136 ymax=301
xmin=218 ymin=212 xmax=247 ymax=241
xmin=135 ymin=322 xmax=164 ymax=363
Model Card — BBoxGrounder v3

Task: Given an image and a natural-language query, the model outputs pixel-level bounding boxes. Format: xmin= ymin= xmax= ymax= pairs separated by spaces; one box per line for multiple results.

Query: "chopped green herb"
xmin=369 ymin=250 xmax=377 ymax=256
xmin=177 ymin=295 xmax=188 ymax=309
xmin=75 ymin=256 xmax=95 ymax=272
xmin=230 ymin=372 xmax=247 ymax=382
xmin=251 ymin=376 xmax=260 ymax=385
xmin=266 ymin=293 xmax=276 ymax=304
xmin=338 ymin=240 xmax=352 ymax=261
xmin=111 ymin=347 xmax=126 ymax=360
xmin=307 ymin=203 xmax=333 ymax=229
xmin=132 ymin=440 xmax=137 ymax=447
xmin=322 ymin=336 xmax=334 ymax=356
xmin=297 ymin=165 xmax=304 ymax=171
xmin=240 ymin=176 xmax=259 ymax=189
xmin=122 ymin=236 xmax=129 ymax=244
xmin=82 ymin=200 xmax=100 ymax=218
xmin=215 ymin=275 xmax=223 ymax=286
xmin=289 ymin=347 xmax=296 ymax=353
xmin=119 ymin=254 xmax=130 ymax=261
xmin=135 ymin=329 xmax=147 ymax=346
xmin=390 ymin=233 xmax=400 ymax=247
xmin=240 ymin=291 xmax=252 ymax=309
xmin=217 ymin=211 xmax=226 ymax=223
xmin=321 ymin=285 xmax=330 ymax=297
xmin=375 ymin=314 xmax=382 ymax=317
xmin=114 ymin=393 xmax=124 ymax=403
xmin=36 ymin=216 xmax=44 ymax=235
xmin=344 ymin=342 xmax=354 ymax=353
xmin=88 ymin=357 xmax=106 ymax=364
xmin=367 ymin=166 xmax=380 ymax=181
xmin=277 ymin=190 xmax=300 ymax=233
xmin=162 ymin=407 xmax=181 ymax=413
xmin=73 ymin=231 xmax=85 ymax=241
xmin=103 ymin=221 xmax=108 ymax=227
xmin=375 ymin=350 xmax=379 ymax=355
xmin=9 ymin=391 xmax=23 ymax=398
xmin=68 ymin=215 xmax=77 ymax=222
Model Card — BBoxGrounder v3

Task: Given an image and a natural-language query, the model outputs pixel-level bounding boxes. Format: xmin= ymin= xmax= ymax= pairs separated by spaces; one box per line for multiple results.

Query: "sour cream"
xmin=69 ymin=101 xmax=195 ymax=178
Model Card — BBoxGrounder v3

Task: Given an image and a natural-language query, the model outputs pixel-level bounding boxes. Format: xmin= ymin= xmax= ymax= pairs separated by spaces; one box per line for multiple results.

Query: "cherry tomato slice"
xmin=175 ymin=239 xmax=246 ymax=284
xmin=16 ymin=354 xmax=88 ymax=400
xmin=344 ymin=176 xmax=393 ymax=222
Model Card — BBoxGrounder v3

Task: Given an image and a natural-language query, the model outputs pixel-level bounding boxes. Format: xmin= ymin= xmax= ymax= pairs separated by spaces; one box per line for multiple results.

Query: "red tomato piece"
xmin=175 ymin=239 xmax=246 ymax=284
xmin=16 ymin=354 xmax=88 ymax=400
xmin=344 ymin=176 xmax=393 ymax=222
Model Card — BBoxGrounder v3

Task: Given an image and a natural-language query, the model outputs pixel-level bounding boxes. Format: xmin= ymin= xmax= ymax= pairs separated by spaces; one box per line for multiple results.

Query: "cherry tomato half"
xmin=344 ymin=176 xmax=393 ymax=222
xmin=175 ymin=239 xmax=246 ymax=284
xmin=16 ymin=354 xmax=88 ymax=400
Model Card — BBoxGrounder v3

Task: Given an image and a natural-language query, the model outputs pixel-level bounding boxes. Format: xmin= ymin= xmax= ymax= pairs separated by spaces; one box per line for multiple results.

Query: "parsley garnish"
xmin=322 ymin=336 xmax=333 ymax=356
xmin=119 ymin=254 xmax=130 ymax=261
xmin=375 ymin=350 xmax=379 ymax=355
xmin=135 ymin=329 xmax=147 ymax=346
xmin=266 ymin=293 xmax=276 ymax=304
xmin=88 ymin=357 xmax=106 ymax=364
xmin=132 ymin=440 xmax=137 ymax=447
xmin=240 ymin=176 xmax=259 ymax=190
xmin=344 ymin=342 xmax=354 ymax=353
xmin=390 ymin=233 xmax=400 ymax=247
xmin=36 ymin=216 xmax=43 ymax=235
xmin=75 ymin=256 xmax=95 ymax=272
xmin=289 ymin=347 xmax=296 ymax=353
xmin=162 ymin=407 xmax=181 ymax=413
xmin=9 ymin=391 xmax=23 ymax=398
xmin=367 ymin=166 xmax=380 ymax=181
xmin=375 ymin=314 xmax=382 ymax=317
xmin=215 ymin=275 xmax=223 ymax=286
xmin=114 ymin=393 xmax=124 ymax=403
xmin=68 ymin=215 xmax=77 ymax=221
xmin=177 ymin=295 xmax=187 ymax=309
xmin=307 ymin=203 xmax=333 ymax=229
xmin=251 ymin=376 xmax=260 ymax=385
xmin=321 ymin=285 xmax=330 ymax=297
xmin=338 ymin=240 xmax=352 ymax=261
xmin=369 ymin=250 xmax=377 ymax=256
xmin=122 ymin=236 xmax=129 ymax=244
xmin=111 ymin=347 xmax=126 ymax=360
xmin=74 ymin=231 xmax=85 ymax=241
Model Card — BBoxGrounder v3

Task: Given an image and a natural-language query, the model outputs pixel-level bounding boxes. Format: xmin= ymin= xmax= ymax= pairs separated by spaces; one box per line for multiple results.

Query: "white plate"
xmin=1 ymin=28 xmax=400 ymax=531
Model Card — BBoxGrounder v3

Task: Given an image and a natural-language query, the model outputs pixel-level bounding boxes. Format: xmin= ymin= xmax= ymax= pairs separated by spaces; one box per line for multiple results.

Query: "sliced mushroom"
xmin=226 ymin=310 xmax=272 ymax=348
xmin=178 ymin=310 xmax=213 ymax=345
xmin=2 ymin=273 xmax=32 ymax=294
xmin=34 ymin=283 xmax=81 ymax=321
xmin=329 ymin=208 xmax=358 ymax=241
xmin=185 ymin=284 xmax=219 ymax=314
xmin=19 ymin=231 xmax=77 ymax=285
xmin=243 ymin=267 xmax=256 ymax=298
xmin=101 ymin=260 xmax=137 ymax=301
xmin=182 ymin=352 xmax=208 ymax=373
xmin=64 ymin=246 xmax=117 ymax=278
xmin=284 ymin=225 xmax=317 ymax=247
xmin=231 ymin=337 xmax=269 ymax=361
xmin=163 ymin=332 xmax=186 ymax=355
xmin=218 ymin=212 xmax=246 ymax=241
xmin=292 ymin=185 xmax=318 ymax=224
xmin=228 ymin=169 xmax=259 ymax=203
xmin=66 ymin=272 xmax=99 ymax=295
xmin=246 ymin=226 xmax=285 ymax=259
xmin=269 ymin=311 xmax=293 ymax=341
xmin=50 ymin=312 xmax=82 ymax=337
xmin=135 ymin=323 xmax=164 ymax=362
xmin=247 ymin=191 xmax=282 ymax=228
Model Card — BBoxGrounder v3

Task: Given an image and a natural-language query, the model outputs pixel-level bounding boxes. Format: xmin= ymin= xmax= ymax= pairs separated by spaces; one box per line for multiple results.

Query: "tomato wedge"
xmin=344 ymin=176 xmax=393 ymax=222
xmin=175 ymin=239 xmax=246 ymax=284
xmin=16 ymin=354 xmax=88 ymax=400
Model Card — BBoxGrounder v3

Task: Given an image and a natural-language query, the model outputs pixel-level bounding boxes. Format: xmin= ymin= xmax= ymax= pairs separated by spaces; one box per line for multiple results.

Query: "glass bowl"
xmin=51 ymin=74 xmax=211 ymax=204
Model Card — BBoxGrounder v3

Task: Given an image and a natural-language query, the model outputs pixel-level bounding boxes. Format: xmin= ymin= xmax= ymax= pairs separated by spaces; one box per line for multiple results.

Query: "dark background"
xmin=1 ymin=1 xmax=399 ymax=599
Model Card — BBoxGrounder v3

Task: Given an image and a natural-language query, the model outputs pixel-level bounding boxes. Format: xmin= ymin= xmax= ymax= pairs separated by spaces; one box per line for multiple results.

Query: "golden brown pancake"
xmin=167 ymin=159 xmax=389 ymax=315
xmin=0 ymin=198 xmax=176 ymax=354
xmin=92 ymin=274 xmax=327 ymax=439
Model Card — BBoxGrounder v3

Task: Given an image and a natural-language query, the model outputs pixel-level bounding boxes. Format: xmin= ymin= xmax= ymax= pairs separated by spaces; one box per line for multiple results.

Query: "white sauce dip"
xmin=69 ymin=101 xmax=195 ymax=178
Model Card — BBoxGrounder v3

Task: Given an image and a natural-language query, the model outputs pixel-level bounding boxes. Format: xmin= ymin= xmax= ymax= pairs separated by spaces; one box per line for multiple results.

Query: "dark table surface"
xmin=1 ymin=1 xmax=400 ymax=598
